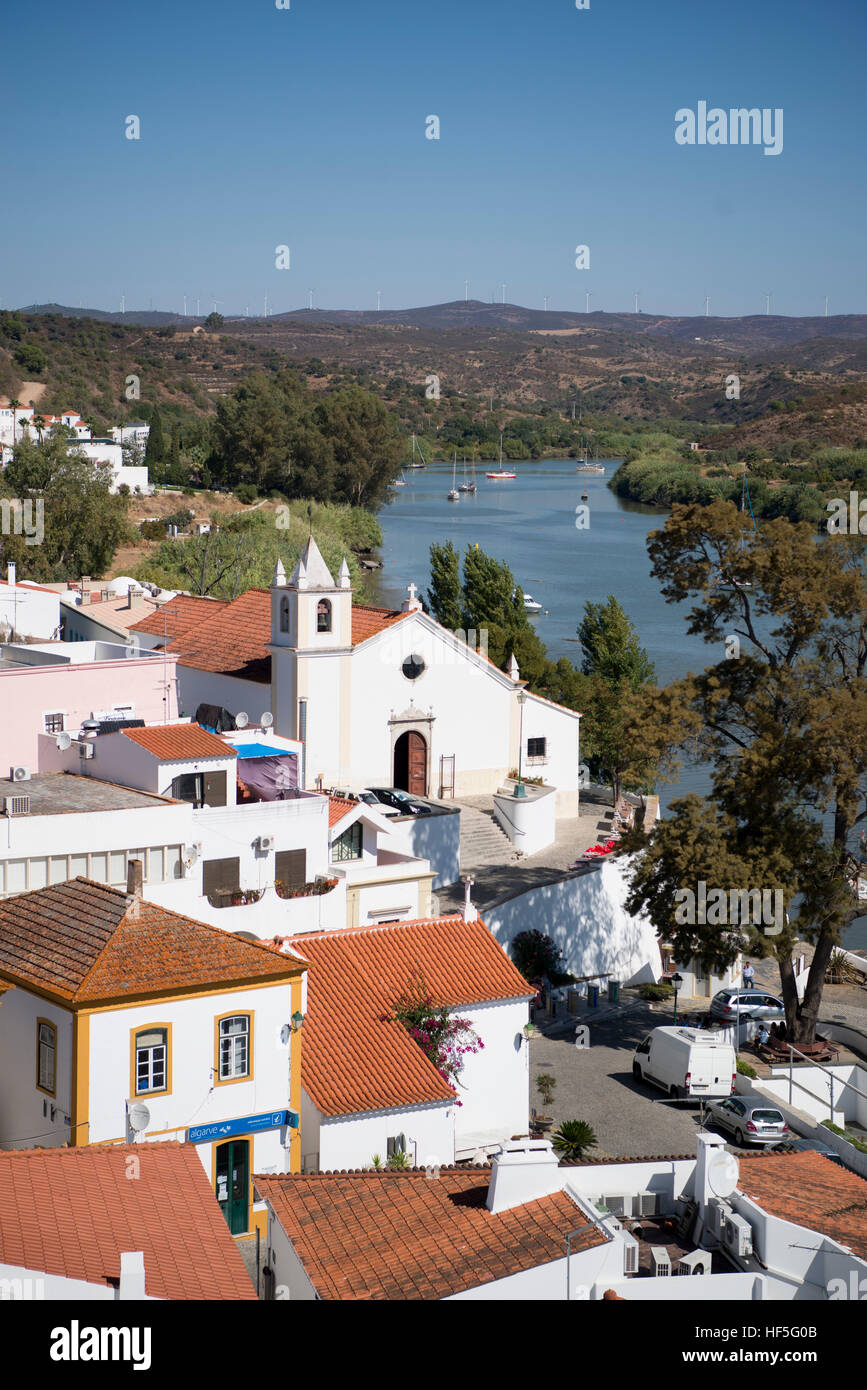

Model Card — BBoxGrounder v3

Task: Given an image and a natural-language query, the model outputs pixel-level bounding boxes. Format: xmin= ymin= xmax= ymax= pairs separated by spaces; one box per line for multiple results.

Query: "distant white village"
xmin=0 ymin=405 xmax=152 ymax=494
xmin=0 ymin=532 xmax=865 ymax=1304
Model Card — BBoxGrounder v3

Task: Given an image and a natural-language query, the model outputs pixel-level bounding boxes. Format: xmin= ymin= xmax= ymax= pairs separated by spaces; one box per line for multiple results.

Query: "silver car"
xmin=709 ymin=989 xmax=785 ymax=1023
xmin=707 ymin=1096 xmax=789 ymax=1147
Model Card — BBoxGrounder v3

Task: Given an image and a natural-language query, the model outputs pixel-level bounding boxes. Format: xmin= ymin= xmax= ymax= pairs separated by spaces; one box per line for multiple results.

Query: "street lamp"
xmin=514 ymin=689 xmax=528 ymax=797
xmin=672 ymin=972 xmax=683 ymax=1026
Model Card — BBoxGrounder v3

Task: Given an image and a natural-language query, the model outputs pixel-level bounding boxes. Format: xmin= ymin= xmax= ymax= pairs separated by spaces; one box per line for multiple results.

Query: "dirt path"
xmin=0 ymin=381 xmax=46 ymax=407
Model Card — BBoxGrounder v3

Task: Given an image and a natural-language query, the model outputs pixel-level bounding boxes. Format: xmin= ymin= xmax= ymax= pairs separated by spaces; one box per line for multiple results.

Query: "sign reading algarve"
xmin=187 ymin=1109 xmax=298 ymax=1143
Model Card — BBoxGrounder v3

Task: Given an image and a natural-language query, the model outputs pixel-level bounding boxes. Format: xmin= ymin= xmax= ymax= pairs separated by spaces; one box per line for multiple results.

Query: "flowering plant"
xmin=390 ymin=973 xmax=483 ymax=1105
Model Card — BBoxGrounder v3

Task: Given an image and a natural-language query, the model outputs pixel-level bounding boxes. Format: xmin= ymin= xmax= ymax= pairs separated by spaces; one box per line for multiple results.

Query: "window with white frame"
xmin=37 ymin=1021 xmax=56 ymax=1094
xmin=219 ymin=1015 xmax=251 ymax=1080
xmin=135 ymin=1027 xmax=168 ymax=1094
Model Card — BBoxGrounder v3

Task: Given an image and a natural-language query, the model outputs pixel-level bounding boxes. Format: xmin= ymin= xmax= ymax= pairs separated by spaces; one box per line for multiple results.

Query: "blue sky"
xmin=3 ymin=0 xmax=864 ymax=317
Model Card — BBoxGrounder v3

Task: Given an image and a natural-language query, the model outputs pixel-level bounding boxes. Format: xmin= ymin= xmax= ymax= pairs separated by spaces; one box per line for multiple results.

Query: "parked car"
xmin=709 ymin=989 xmax=786 ymax=1023
xmin=632 ymin=1026 xmax=737 ymax=1100
xmin=368 ymin=787 xmax=427 ymax=816
xmin=706 ymin=1096 xmax=789 ymax=1147
xmin=330 ymin=787 xmax=400 ymax=817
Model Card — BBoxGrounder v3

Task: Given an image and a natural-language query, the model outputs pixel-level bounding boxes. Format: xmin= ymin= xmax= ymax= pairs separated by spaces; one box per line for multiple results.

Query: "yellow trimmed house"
xmin=0 ymin=865 xmax=306 ymax=1241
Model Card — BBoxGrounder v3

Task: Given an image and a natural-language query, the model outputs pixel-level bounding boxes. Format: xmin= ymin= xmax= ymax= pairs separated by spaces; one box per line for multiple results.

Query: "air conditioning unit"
xmin=78 ymin=743 xmax=94 ymax=759
xmin=2 ymin=794 xmax=30 ymax=816
xmin=602 ymin=1194 xmax=628 ymax=1217
xmin=257 ymin=835 xmax=275 ymax=852
xmin=724 ymin=1214 xmax=753 ymax=1258
xmin=10 ymin=765 xmax=30 ymax=782
xmin=706 ymin=1198 xmax=733 ymax=1241
xmin=637 ymin=1192 xmax=659 ymax=1217
xmin=621 ymin=1231 xmax=639 ymax=1276
xmin=677 ymin=1249 xmax=711 ymax=1276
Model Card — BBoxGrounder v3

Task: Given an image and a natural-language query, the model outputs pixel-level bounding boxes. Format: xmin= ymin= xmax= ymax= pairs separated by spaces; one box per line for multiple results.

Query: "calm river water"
xmin=371 ymin=457 xmax=866 ymax=948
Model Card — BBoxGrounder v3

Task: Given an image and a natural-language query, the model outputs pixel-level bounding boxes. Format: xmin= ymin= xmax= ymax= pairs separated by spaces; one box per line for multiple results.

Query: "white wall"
xmin=175 ymin=665 xmax=268 ymax=723
xmin=493 ymin=786 xmax=556 ymax=855
xmin=0 ymin=584 xmax=60 ymax=640
xmin=0 ymin=987 xmax=73 ymax=1148
xmin=385 ymin=808 xmax=460 ymax=889
xmin=485 ymin=857 xmax=662 ymax=987
xmin=757 ymin=1064 xmax=867 ymax=1130
xmin=313 ymin=1099 xmax=455 ymax=1173
xmin=453 ymin=998 xmax=530 ymax=1151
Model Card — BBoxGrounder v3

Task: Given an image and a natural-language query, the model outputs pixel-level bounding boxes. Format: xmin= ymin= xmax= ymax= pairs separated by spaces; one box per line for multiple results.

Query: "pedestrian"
xmin=757 ymin=1023 xmax=770 ymax=1047
xmin=742 ymin=961 xmax=755 ymax=990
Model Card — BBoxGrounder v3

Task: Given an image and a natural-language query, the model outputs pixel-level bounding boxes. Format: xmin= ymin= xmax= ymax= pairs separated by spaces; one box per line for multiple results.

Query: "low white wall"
xmin=384 ymin=808 xmax=461 ymax=889
xmin=318 ymin=1102 xmax=454 ymax=1173
xmin=493 ymin=786 xmax=556 ymax=856
xmin=144 ymin=879 xmax=347 ymax=937
xmin=484 ymin=857 xmax=662 ymax=987
xmin=758 ymin=1063 xmax=867 ymax=1129
xmin=597 ymin=1272 xmax=776 ymax=1300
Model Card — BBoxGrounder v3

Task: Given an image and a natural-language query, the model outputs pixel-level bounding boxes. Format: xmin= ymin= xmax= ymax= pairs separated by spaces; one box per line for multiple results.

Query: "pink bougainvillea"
xmin=389 ymin=973 xmax=483 ymax=1105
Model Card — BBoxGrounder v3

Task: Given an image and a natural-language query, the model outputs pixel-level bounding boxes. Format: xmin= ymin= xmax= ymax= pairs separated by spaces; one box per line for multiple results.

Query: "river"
xmin=370 ymin=456 xmax=867 ymax=949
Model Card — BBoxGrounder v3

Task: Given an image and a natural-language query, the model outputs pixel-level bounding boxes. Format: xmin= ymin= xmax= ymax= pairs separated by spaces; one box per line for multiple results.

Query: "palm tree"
xmin=551 ymin=1120 xmax=598 ymax=1162
xmin=31 ymin=413 xmax=45 ymax=443
xmin=7 ymin=397 xmax=20 ymax=445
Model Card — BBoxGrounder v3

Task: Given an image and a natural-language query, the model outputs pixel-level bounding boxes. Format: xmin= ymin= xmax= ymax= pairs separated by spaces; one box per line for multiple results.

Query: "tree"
xmin=7 ymin=398 xmax=21 ymax=445
xmin=577 ymin=596 xmax=659 ymax=804
xmin=144 ymin=407 xmax=165 ymax=468
xmin=619 ymin=498 xmax=867 ymax=1046
xmin=14 ymin=343 xmax=46 ymax=375
xmin=317 ymin=386 xmax=403 ymax=508
xmin=426 ymin=540 xmax=461 ymax=629
xmin=204 ymin=312 xmax=224 ymax=330
xmin=578 ymin=595 xmax=655 ymax=687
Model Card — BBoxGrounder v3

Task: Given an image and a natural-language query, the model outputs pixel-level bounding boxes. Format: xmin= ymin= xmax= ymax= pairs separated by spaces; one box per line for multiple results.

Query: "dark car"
xmin=368 ymin=787 xmax=427 ymax=816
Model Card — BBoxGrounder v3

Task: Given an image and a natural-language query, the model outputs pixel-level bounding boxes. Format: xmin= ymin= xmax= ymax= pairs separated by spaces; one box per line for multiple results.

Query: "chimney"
xmin=118 ymin=1251 xmax=146 ymax=1300
xmin=127 ymin=858 xmax=143 ymax=897
xmin=461 ymin=876 xmax=477 ymax=923
xmin=486 ymin=1139 xmax=564 ymax=1213
xmin=6 ymin=562 xmax=15 ymax=588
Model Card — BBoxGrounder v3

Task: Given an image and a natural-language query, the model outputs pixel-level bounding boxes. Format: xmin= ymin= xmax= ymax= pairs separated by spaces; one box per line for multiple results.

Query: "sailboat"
xmin=447 ymin=453 xmax=460 ymax=501
xmin=391 ymin=469 xmax=407 ymax=487
xmin=576 ymin=436 xmax=604 ymax=473
xmin=486 ymin=434 xmax=516 ymax=480
xmin=457 ymin=453 xmax=477 ymax=493
xmin=408 ymin=434 xmax=428 ymax=469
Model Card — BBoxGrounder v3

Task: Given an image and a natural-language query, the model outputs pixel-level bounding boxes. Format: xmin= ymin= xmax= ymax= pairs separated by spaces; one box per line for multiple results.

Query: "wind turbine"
xmin=764 ymin=292 xmax=772 ymax=316
xmin=500 ymin=283 xmax=507 ymax=304
xmin=377 ymin=289 xmax=382 ymax=310
xmin=824 ymin=295 xmax=830 ymax=317
xmin=633 ymin=291 xmax=640 ymax=314
xmin=264 ymin=295 xmax=269 ymax=318
xmin=585 ymin=290 xmax=591 ymax=313
xmin=308 ymin=289 xmax=314 ymax=310
xmin=544 ymin=296 xmax=549 ymax=312
xmin=211 ymin=297 xmax=223 ymax=314
xmin=120 ymin=296 xmax=125 ymax=315
xmin=704 ymin=295 xmax=710 ymax=317
xmin=464 ymin=279 xmax=468 ymax=302
xmin=183 ymin=295 xmax=187 ymax=317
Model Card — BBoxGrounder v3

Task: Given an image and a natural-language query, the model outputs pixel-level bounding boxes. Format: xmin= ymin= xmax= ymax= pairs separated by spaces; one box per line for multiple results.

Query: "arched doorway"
xmin=394 ymin=730 xmax=427 ymax=797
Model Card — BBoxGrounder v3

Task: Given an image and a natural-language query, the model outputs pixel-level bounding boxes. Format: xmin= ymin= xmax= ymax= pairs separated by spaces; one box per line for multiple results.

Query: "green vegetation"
xmin=535 ymin=1074 xmax=557 ymax=1110
xmin=736 ymin=1059 xmax=757 ymax=1078
xmin=820 ymin=1120 xmax=867 ymax=1154
xmin=551 ymin=1120 xmax=598 ymax=1161
xmin=135 ymin=502 xmax=380 ymax=600
xmin=510 ymin=930 xmax=565 ymax=983
xmin=639 ymin=982 xmax=674 ymax=1001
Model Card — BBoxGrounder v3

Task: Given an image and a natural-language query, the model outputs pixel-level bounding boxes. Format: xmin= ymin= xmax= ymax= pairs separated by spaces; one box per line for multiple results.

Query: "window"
xmin=203 ymin=857 xmax=240 ymax=900
xmin=332 ymin=822 xmax=363 ymax=862
xmin=527 ymin=737 xmax=547 ymax=761
xmin=386 ymin=1134 xmax=406 ymax=1158
xmin=218 ymin=1015 xmax=251 ymax=1082
xmin=275 ymin=848 xmax=306 ymax=891
xmin=316 ymin=599 xmax=332 ymax=633
xmin=37 ymin=1020 xmax=56 ymax=1095
xmin=171 ymin=771 xmax=227 ymax=808
xmin=134 ymin=1026 xmax=169 ymax=1095
xmin=401 ymin=653 xmax=426 ymax=681
xmin=280 ymin=596 xmax=289 ymax=633
xmin=43 ymin=712 xmax=64 ymax=734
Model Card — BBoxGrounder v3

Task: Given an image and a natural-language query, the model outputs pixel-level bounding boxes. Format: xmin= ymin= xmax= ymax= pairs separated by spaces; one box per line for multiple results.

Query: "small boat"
xmin=391 ymin=471 xmax=407 ymax=487
xmin=576 ymin=462 xmax=605 ymax=473
xmin=581 ymin=492 xmax=588 ymax=502
xmin=407 ymin=434 xmax=427 ymax=468
xmin=447 ymin=453 xmax=459 ymax=501
xmin=487 ymin=434 xmax=516 ymax=480
xmin=457 ymin=454 xmax=477 ymax=493
xmin=523 ymin=594 xmax=543 ymax=614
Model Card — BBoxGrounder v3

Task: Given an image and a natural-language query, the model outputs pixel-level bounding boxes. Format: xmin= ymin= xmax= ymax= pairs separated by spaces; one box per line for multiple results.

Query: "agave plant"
xmin=551 ymin=1119 xmax=598 ymax=1162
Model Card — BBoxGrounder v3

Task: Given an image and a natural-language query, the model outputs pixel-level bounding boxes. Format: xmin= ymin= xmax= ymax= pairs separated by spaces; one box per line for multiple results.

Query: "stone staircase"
xmin=457 ymin=800 xmax=516 ymax=871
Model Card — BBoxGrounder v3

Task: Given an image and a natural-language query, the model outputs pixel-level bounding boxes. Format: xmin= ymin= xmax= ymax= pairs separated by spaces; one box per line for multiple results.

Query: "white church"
xmin=131 ymin=536 xmax=582 ymax=811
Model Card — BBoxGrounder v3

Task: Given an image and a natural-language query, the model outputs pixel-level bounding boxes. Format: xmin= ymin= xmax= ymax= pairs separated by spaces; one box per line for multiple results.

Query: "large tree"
xmin=577 ymin=596 xmax=659 ymax=805
xmin=426 ymin=540 xmax=462 ymax=630
xmin=619 ymin=498 xmax=867 ymax=1046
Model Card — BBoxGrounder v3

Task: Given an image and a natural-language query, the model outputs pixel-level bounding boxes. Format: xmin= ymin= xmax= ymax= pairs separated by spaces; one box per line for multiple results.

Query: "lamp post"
xmin=672 ymin=972 xmax=683 ymax=1026
xmin=514 ymin=689 xmax=528 ymax=797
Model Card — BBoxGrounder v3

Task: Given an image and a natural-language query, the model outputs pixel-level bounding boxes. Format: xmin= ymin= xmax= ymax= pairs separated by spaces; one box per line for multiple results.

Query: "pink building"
xmin=0 ymin=640 xmax=179 ymax=773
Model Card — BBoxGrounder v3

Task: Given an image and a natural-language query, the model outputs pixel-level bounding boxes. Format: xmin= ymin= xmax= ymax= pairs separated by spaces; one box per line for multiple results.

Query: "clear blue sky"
xmin=4 ymin=0 xmax=864 ymax=317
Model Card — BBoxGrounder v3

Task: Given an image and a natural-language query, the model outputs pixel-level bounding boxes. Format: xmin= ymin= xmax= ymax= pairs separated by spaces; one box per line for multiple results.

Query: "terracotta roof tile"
xmin=256 ymin=1168 xmax=602 ymax=1299
xmin=282 ymin=917 xmax=533 ymax=1116
xmin=737 ymin=1150 xmax=867 ymax=1259
xmin=327 ymin=795 xmax=357 ymax=827
xmin=0 ymin=878 xmax=304 ymax=1004
xmin=133 ymin=590 xmax=410 ymax=682
xmin=121 ymin=722 xmax=237 ymax=761
xmin=0 ymin=1144 xmax=256 ymax=1300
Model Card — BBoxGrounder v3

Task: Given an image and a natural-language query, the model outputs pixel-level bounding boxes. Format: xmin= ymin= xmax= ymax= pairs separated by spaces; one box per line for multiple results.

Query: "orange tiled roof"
xmin=129 ymin=593 xmax=227 ymax=641
xmin=121 ymin=722 xmax=237 ymax=761
xmin=0 ymin=878 xmax=305 ymax=1005
xmin=131 ymin=590 xmax=410 ymax=681
xmin=737 ymin=1150 xmax=867 ymax=1259
xmin=327 ymin=795 xmax=358 ymax=827
xmin=283 ymin=917 xmax=533 ymax=1116
xmin=255 ymin=1169 xmax=601 ymax=1299
xmin=0 ymin=1144 xmax=256 ymax=1300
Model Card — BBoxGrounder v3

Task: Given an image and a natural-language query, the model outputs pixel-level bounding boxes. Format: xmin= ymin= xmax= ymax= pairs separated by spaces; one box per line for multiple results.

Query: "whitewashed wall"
xmin=175 ymin=666 xmax=268 ymax=723
xmin=453 ymin=997 xmax=530 ymax=1152
xmin=312 ymin=1098 xmax=455 ymax=1173
xmin=0 ymin=987 xmax=73 ymax=1148
xmin=485 ymin=857 xmax=662 ymax=987
xmin=385 ymin=808 xmax=460 ymax=889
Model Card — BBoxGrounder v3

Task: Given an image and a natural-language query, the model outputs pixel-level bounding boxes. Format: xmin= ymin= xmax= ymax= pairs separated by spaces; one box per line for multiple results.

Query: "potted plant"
xmin=551 ymin=1119 xmax=597 ymax=1162
xmin=533 ymin=1073 xmax=557 ymax=1132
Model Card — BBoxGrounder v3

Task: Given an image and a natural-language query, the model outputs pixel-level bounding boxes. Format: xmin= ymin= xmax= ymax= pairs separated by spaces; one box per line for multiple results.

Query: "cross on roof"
xmin=407 ymin=582 xmax=418 ymax=603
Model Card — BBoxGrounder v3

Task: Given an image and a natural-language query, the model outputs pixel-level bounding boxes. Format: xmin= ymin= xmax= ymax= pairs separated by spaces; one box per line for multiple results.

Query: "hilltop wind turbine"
xmin=307 ymin=289 xmax=314 ymax=310
xmin=211 ymin=297 xmax=223 ymax=314
xmin=464 ymin=279 xmax=468 ymax=302
xmin=544 ymin=296 xmax=549 ymax=312
xmin=824 ymin=295 xmax=830 ymax=317
xmin=183 ymin=295 xmax=187 ymax=317
xmin=120 ymin=296 xmax=125 ymax=314
xmin=500 ymin=283 xmax=507 ymax=304
xmin=585 ymin=290 xmax=591 ymax=313
xmin=263 ymin=295 xmax=269 ymax=318
xmin=764 ymin=292 xmax=772 ymax=316
xmin=377 ymin=289 xmax=382 ymax=310
xmin=633 ymin=291 xmax=640 ymax=314
xmin=704 ymin=295 xmax=710 ymax=317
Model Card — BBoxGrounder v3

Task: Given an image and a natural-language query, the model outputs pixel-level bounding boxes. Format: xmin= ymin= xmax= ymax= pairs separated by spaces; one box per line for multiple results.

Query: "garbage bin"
xmin=608 ymin=980 xmax=620 ymax=1004
xmin=567 ymin=988 xmax=579 ymax=1013
xmin=588 ymin=984 xmax=599 ymax=1008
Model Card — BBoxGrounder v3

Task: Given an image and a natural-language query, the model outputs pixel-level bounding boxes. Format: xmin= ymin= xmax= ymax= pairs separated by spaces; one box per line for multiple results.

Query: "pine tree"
xmin=578 ymin=595 xmax=655 ymax=688
xmin=144 ymin=407 xmax=165 ymax=467
xmin=426 ymin=541 xmax=461 ymax=629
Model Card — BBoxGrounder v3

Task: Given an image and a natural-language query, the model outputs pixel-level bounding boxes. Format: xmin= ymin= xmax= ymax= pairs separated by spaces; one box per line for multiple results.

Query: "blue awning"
xmin=230 ymin=742 xmax=291 ymax=758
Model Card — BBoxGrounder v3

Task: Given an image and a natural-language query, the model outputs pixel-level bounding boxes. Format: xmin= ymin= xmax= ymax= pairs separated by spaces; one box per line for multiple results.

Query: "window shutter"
xmin=275 ymin=849 xmax=306 ymax=891
xmin=202 ymin=771 xmax=227 ymax=807
xmin=203 ymin=857 xmax=240 ymax=897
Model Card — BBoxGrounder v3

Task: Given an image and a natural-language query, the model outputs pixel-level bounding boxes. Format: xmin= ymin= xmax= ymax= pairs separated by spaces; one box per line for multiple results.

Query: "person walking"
xmin=742 ymin=961 xmax=755 ymax=989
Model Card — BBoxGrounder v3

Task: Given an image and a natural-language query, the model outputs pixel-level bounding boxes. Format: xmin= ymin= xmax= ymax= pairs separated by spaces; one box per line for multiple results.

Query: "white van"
xmin=632 ymin=1027 xmax=736 ymax=1100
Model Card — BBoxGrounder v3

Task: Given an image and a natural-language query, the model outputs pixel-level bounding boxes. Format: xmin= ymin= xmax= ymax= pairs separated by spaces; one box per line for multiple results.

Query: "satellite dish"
xmin=56 ymin=732 xmax=72 ymax=751
xmin=260 ymin=711 xmax=274 ymax=729
xmin=127 ymin=1102 xmax=151 ymax=1134
xmin=235 ymin=711 xmax=249 ymax=729
xmin=707 ymin=1148 xmax=739 ymax=1198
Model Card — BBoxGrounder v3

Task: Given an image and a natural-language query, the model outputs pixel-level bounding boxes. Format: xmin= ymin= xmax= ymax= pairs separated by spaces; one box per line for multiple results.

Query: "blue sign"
xmin=188 ymin=1109 xmax=298 ymax=1144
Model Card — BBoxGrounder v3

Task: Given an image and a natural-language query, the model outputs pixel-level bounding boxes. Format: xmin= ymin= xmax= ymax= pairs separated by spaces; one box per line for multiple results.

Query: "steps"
xmin=457 ymin=802 xmax=516 ymax=870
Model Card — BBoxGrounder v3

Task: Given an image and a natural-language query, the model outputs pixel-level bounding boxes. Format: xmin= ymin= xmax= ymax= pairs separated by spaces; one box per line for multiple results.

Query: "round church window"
xmin=402 ymin=653 xmax=426 ymax=681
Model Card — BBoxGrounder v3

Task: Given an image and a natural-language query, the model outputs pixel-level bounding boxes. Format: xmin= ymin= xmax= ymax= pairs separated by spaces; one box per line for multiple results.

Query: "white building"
xmin=0 ymin=407 xmax=151 ymax=493
xmin=280 ymin=912 xmax=533 ymax=1172
xmin=0 ymin=871 xmax=307 ymax=1242
xmin=0 ymin=563 xmax=61 ymax=640
xmin=129 ymin=536 xmax=582 ymax=814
